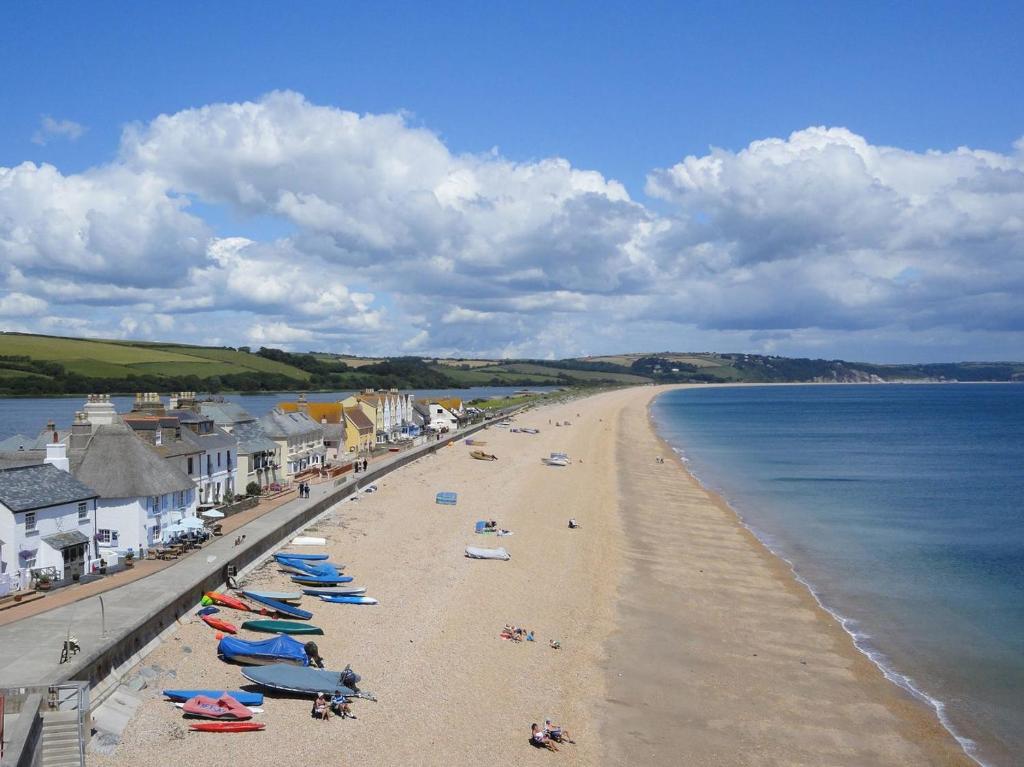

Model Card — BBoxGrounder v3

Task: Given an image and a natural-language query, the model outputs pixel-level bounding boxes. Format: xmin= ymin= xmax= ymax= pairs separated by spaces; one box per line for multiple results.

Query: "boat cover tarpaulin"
xmin=218 ymin=634 xmax=309 ymax=666
xmin=273 ymin=552 xmax=328 ymax=561
xmin=240 ymin=663 xmax=370 ymax=698
xmin=465 ymin=546 xmax=510 ymax=560
xmin=182 ymin=695 xmax=252 ymax=720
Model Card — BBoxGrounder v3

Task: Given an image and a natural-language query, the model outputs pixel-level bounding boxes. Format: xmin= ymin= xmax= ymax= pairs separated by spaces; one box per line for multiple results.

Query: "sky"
xmin=1 ymin=1 xmax=1022 ymax=363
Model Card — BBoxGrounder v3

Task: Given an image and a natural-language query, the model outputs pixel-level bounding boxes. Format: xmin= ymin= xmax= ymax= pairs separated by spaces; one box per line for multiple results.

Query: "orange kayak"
xmin=204 ymin=592 xmax=253 ymax=612
xmin=201 ymin=615 xmax=237 ymax=634
xmin=189 ymin=721 xmax=265 ymax=733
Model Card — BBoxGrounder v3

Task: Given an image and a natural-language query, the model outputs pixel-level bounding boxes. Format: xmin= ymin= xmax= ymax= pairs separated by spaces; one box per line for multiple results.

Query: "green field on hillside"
xmin=0 ymin=334 xmax=311 ymax=381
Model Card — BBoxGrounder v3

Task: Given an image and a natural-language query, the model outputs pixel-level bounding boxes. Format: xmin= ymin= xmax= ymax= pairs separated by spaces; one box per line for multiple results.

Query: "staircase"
xmin=40 ymin=710 xmax=84 ymax=767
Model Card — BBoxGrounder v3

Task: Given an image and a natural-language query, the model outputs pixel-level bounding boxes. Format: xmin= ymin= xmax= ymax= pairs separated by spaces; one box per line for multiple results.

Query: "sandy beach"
xmin=92 ymin=386 xmax=970 ymax=766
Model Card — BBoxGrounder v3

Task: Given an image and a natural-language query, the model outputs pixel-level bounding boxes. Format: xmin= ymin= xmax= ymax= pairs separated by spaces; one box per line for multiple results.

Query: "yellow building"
xmin=343 ymin=407 xmax=375 ymax=453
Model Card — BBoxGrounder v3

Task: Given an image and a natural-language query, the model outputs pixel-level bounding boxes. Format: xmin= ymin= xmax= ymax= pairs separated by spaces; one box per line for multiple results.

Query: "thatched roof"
xmin=72 ymin=424 xmax=194 ymax=498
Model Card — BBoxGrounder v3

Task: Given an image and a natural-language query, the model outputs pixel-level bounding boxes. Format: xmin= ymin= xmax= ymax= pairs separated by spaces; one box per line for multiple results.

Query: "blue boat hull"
xmin=244 ymin=593 xmax=313 ymax=620
xmin=291 ymin=574 xmax=353 ymax=585
xmin=273 ymin=552 xmax=328 ymax=561
xmin=319 ymin=595 xmax=378 ymax=605
xmin=163 ymin=689 xmax=264 ymax=706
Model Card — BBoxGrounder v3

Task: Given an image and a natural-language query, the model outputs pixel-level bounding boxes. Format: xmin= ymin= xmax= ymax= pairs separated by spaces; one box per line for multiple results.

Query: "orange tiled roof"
xmin=279 ymin=402 xmax=342 ymax=424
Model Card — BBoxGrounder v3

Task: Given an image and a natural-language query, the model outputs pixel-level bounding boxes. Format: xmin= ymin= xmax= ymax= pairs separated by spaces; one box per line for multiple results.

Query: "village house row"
xmin=0 ymin=390 xmax=466 ymax=592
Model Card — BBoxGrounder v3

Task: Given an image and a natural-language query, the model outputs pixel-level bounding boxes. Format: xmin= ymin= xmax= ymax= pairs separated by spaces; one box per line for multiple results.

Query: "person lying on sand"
xmin=545 ymin=719 xmax=575 ymax=743
xmin=568 ymin=518 xmax=580 ymax=529
xmin=532 ymin=723 xmax=559 ymax=751
xmin=549 ymin=639 xmax=561 ymax=649
xmin=485 ymin=520 xmax=498 ymax=530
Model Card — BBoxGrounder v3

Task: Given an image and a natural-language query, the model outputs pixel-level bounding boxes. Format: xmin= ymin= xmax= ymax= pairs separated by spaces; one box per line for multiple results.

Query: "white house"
xmin=0 ymin=461 xmax=99 ymax=589
xmin=259 ymin=410 xmax=326 ymax=479
xmin=70 ymin=423 xmax=197 ymax=556
xmin=413 ymin=401 xmax=459 ymax=432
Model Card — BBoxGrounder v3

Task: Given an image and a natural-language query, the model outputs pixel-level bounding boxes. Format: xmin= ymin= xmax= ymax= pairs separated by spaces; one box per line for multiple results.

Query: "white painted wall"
xmin=95 ymin=488 xmax=197 ymax=555
xmin=0 ymin=498 xmax=96 ymax=581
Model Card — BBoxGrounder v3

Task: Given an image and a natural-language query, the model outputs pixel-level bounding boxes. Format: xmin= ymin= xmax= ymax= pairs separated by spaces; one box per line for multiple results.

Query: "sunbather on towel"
xmin=312 ymin=693 xmax=329 ymax=721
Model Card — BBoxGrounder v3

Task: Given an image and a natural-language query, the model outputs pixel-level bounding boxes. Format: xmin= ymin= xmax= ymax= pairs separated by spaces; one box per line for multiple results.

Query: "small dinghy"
xmin=465 ymin=546 xmax=511 ymax=560
xmin=470 ymin=450 xmax=498 ymax=461
xmin=218 ymin=634 xmax=310 ymax=666
xmin=164 ymin=690 xmax=263 ymax=706
xmin=190 ymin=721 xmax=265 ymax=733
xmin=291 ymin=574 xmax=354 ymax=585
xmin=241 ymin=663 xmax=373 ymax=700
xmin=243 ymin=593 xmax=313 ymax=620
xmin=239 ymin=590 xmax=303 ymax=605
xmin=300 ymin=586 xmax=367 ymax=597
xmin=273 ymin=552 xmax=328 ymax=561
xmin=181 ymin=695 xmax=252 ymax=720
xmin=241 ymin=620 xmax=323 ymax=636
xmin=201 ymin=615 xmax=238 ymax=634
xmin=291 ymin=536 xmax=327 ymax=546
xmin=319 ymin=595 xmax=378 ymax=605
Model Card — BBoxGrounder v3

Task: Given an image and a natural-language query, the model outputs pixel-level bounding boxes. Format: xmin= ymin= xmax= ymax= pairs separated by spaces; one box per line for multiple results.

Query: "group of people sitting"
xmin=482 ymin=520 xmax=513 ymax=536
xmin=501 ymin=624 xmax=535 ymax=642
xmin=530 ymin=720 xmax=575 ymax=751
xmin=311 ymin=690 xmax=355 ymax=721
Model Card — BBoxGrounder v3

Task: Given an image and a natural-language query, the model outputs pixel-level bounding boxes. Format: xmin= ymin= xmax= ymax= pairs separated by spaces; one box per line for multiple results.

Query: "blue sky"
xmin=1 ymin=2 xmax=1023 ymax=361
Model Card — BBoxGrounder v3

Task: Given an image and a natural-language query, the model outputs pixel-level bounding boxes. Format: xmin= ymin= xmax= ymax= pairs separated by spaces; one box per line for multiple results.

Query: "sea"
xmin=0 ymin=386 xmax=556 ymax=441
xmin=651 ymin=384 xmax=1024 ymax=766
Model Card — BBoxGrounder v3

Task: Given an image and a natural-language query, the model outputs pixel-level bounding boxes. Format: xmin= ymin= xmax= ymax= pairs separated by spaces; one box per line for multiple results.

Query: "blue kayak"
xmin=291 ymin=574 xmax=353 ymax=585
xmin=163 ymin=689 xmax=263 ymax=706
xmin=244 ymin=592 xmax=313 ymax=620
xmin=276 ymin=557 xmax=344 ymax=576
xmin=301 ymin=586 xmax=366 ymax=597
xmin=319 ymin=595 xmax=378 ymax=605
xmin=273 ymin=552 xmax=328 ymax=561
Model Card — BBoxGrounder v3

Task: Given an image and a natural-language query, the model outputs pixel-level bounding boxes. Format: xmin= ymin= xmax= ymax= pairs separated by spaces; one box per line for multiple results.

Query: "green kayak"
xmin=240 ymin=620 xmax=324 ymax=636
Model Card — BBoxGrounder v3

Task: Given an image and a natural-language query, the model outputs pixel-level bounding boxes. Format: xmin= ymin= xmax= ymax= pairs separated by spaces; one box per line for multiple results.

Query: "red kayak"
xmin=182 ymin=695 xmax=251 ymax=720
xmin=204 ymin=591 xmax=253 ymax=612
xmin=201 ymin=615 xmax=237 ymax=634
xmin=189 ymin=721 xmax=265 ymax=733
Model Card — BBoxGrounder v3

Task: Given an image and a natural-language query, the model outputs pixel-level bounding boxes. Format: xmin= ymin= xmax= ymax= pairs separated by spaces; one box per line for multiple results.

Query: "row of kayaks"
xmin=181 ymin=546 xmax=378 ymax=732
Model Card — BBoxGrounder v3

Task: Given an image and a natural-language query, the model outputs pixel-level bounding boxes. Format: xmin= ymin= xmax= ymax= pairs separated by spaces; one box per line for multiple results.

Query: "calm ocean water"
xmin=652 ymin=384 xmax=1024 ymax=767
xmin=0 ymin=386 xmax=554 ymax=440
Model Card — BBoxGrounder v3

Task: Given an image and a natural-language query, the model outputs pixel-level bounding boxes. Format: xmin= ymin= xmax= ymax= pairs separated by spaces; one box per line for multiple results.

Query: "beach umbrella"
xmin=201 ymin=509 xmax=225 ymax=519
xmin=180 ymin=517 xmax=205 ymax=530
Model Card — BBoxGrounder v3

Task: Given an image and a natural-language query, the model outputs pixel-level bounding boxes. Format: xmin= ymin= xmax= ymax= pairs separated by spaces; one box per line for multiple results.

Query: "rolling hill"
xmin=1 ymin=333 xmax=1021 ymax=396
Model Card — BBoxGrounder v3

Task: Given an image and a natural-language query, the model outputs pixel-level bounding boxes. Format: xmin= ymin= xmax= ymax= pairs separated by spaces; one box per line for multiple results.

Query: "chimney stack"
xmin=44 ymin=440 xmax=69 ymax=472
xmin=70 ymin=412 xmax=91 ymax=450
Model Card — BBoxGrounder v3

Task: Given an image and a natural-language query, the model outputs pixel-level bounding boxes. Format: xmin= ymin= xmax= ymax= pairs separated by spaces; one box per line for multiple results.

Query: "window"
xmin=78 ymin=502 xmax=88 ymax=522
xmin=96 ymin=529 xmax=111 ymax=544
xmin=217 ymin=452 xmax=221 ymax=468
xmin=25 ymin=511 xmax=37 ymax=533
xmin=227 ymin=450 xmax=231 ymax=466
xmin=188 ymin=457 xmax=194 ymax=474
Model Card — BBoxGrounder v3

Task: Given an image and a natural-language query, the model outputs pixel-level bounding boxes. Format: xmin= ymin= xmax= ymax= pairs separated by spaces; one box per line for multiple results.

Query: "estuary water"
xmin=651 ymin=384 xmax=1024 ymax=766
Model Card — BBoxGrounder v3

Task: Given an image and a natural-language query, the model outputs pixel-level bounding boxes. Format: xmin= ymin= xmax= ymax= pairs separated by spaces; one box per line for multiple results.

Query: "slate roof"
xmin=71 ymin=424 xmax=194 ymax=498
xmin=259 ymin=410 xmax=324 ymax=439
xmin=232 ymin=421 xmax=278 ymax=455
xmin=0 ymin=434 xmax=31 ymax=452
xmin=181 ymin=426 xmax=238 ymax=451
xmin=321 ymin=423 xmax=344 ymax=442
xmin=0 ymin=463 xmax=98 ymax=513
xmin=42 ymin=530 xmax=90 ymax=549
xmin=344 ymin=409 xmax=374 ymax=431
xmin=199 ymin=401 xmax=255 ymax=427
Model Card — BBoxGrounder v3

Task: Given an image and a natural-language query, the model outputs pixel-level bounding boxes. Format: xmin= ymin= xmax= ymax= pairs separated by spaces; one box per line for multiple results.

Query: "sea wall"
xmin=48 ymin=416 xmax=510 ymax=705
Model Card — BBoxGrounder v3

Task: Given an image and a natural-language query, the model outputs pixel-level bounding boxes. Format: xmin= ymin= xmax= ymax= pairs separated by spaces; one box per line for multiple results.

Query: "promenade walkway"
xmin=0 ymin=427 xmax=483 ymax=690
